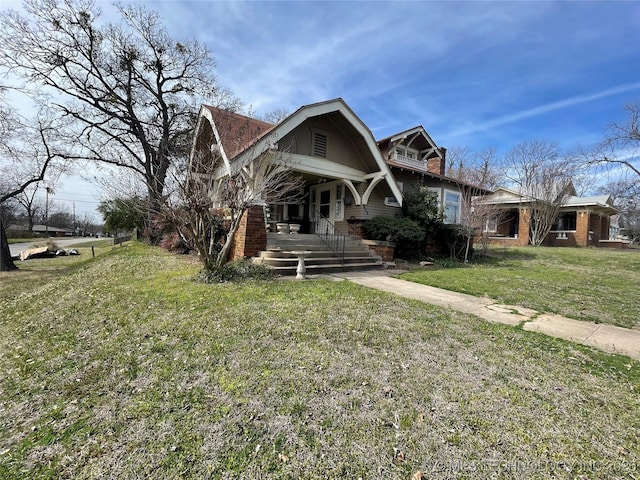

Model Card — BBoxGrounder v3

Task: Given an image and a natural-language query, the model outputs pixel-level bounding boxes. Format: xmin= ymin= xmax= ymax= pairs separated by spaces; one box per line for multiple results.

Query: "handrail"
xmin=312 ymin=209 xmax=345 ymax=265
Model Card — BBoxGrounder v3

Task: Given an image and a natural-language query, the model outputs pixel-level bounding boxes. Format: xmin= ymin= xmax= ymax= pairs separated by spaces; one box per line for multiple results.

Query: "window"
xmin=394 ymin=147 xmax=417 ymax=160
xmin=444 ymin=191 xmax=460 ymax=224
xmin=554 ymin=212 xmax=577 ymax=231
xmin=313 ymin=132 xmax=328 ymax=157
xmin=384 ymin=182 xmax=403 ymax=207
xmin=484 ymin=217 xmax=498 ymax=233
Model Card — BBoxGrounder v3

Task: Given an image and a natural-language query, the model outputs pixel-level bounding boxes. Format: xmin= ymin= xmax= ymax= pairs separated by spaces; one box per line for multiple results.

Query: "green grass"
xmin=0 ymin=243 xmax=638 ymax=479
xmin=1 ymin=241 xmax=119 ymax=298
xmin=400 ymin=246 xmax=640 ymax=330
xmin=7 ymin=238 xmax=36 ymax=244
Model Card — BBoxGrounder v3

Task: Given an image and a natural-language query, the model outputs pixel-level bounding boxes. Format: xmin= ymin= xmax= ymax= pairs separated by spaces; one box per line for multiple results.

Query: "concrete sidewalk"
xmin=331 ymin=270 xmax=640 ymax=361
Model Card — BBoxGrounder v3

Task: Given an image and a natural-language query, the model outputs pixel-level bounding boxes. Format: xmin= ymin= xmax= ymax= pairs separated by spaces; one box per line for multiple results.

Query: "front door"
xmin=314 ymin=185 xmax=334 ymax=234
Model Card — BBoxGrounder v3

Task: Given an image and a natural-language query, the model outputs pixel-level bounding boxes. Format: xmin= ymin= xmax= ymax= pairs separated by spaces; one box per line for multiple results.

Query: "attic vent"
xmin=313 ymin=132 xmax=327 ymax=157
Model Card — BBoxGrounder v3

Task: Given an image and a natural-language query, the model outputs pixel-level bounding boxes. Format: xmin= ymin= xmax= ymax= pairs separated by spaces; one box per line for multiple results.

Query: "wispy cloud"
xmin=445 ymin=83 xmax=640 ymax=138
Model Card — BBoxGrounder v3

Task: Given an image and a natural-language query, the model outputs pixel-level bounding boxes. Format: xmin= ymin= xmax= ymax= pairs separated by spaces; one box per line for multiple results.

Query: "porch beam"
xmin=275 ymin=153 xmax=368 ymax=182
xmin=362 ymin=173 xmax=388 ymax=205
xmin=341 ymin=179 xmax=362 ymax=205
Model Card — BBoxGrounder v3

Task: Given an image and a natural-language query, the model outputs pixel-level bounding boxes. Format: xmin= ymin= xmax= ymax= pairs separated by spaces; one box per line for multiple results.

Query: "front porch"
xmin=229 ymin=206 xmax=386 ymax=275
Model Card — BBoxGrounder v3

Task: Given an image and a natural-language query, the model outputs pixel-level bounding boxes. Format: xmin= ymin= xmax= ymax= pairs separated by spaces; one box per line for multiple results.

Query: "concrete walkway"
xmin=331 ymin=270 xmax=640 ymax=361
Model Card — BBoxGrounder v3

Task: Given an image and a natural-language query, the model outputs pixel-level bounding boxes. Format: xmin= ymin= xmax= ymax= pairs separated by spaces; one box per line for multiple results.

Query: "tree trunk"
xmin=214 ymin=212 xmax=245 ymax=271
xmin=0 ymin=218 xmax=18 ymax=272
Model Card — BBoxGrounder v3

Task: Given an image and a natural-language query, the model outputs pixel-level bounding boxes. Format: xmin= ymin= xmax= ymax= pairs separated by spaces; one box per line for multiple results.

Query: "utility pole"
xmin=73 ymin=202 xmax=77 ymax=236
xmin=45 ymin=187 xmax=54 ymax=236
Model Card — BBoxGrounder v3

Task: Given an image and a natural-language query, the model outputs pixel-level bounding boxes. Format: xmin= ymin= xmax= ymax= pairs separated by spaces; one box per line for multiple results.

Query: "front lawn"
xmin=400 ymin=246 xmax=640 ymax=330
xmin=0 ymin=243 xmax=638 ymax=478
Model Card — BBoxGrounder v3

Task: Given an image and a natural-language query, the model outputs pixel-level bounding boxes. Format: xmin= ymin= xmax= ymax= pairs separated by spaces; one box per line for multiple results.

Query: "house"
xmin=478 ymin=187 xmax=620 ymax=248
xmin=190 ymin=98 xmax=487 ymax=262
xmin=6 ymin=224 xmax=74 ymax=238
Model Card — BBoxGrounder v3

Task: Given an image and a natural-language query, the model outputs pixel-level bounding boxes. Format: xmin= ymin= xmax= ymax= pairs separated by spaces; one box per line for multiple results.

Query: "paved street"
xmin=9 ymin=238 xmax=98 ymax=257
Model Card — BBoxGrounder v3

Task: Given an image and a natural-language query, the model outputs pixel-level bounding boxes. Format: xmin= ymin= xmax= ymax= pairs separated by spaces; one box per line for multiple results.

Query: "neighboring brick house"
xmin=190 ymin=98 xmax=484 ymax=259
xmin=479 ymin=187 xmax=619 ymax=248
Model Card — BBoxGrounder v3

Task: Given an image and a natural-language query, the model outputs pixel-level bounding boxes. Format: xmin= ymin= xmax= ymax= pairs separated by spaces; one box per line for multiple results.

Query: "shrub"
xmin=159 ymin=232 xmax=190 ymax=254
xmin=363 ymin=216 xmax=425 ymax=259
xmin=196 ymin=258 xmax=275 ymax=283
xmin=430 ymin=223 xmax=475 ymax=261
xmin=363 ymin=216 xmax=424 ymax=243
xmin=403 ymin=184 xmax=443 ymax=233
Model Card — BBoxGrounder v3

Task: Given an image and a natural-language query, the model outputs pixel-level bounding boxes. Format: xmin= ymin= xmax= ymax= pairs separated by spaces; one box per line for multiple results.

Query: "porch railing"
xmin=313 ymin=209 xmax=345 ymax=265
xmin=393 ymin=153 xmax=427 ymax=171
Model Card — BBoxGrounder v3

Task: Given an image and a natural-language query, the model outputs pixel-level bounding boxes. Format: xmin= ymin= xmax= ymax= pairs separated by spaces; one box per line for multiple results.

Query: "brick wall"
xmin=575 ymin=210 xmax=590 ymax=247
xmin=229 ymin=206 xmax=267 ymax=260
xmin=426 ymin=148 xmax=446 ymax=175
xmin=517 ymin=208 xmax=531 ymax=246
xmin=361 ymin=240 xmax=395 ymax=262
xmin=347 ymin=219 xmax=366 ymax=239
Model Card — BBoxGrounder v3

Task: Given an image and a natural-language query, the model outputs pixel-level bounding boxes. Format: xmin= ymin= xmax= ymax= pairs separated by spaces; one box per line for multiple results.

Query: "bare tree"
xmin=604 ymin=178 xmax=640 ymax=244
xmin=0 ymin=107 xmax=64 ymax=271
xmin=446 ymin=146 xmax=501 ymax=190
xmin=460 ymin=187 xmax=508 ymax=260
xmin=260 ymin=108 xmax=290 ymax=125
xmin=164 ymin=139 xmax=305 ymax=272
xmin=12 ymin=185 xmax=44 ymax=233
xmin=77 ymin=212 xmax=98 ymax=236
xmin=504 ymin=140 xmax=574 ymax=246
xmin=0 ymin=0 xmax=240 ymax=220
xmin=579 ymin=102 xmax=640 ymax=179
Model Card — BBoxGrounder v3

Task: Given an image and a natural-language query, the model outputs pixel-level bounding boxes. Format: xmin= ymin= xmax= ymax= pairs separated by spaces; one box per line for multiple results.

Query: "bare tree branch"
xmin=0 ymin=0 xmax=241 ymax=220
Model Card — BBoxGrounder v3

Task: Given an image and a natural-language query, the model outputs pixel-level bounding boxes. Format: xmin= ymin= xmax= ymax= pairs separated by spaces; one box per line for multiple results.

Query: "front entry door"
xmin=315 ymin=185 xmax=334 ymax=234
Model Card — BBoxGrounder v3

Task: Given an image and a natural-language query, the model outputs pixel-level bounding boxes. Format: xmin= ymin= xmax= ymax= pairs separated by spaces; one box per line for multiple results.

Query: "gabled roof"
xmin=377 ymin=126 xmax=439 ymax=150
xmin=193 ymin=98 xmax=405 ymax=205
xmin=201 ymin=106 xmax=275 ymax=159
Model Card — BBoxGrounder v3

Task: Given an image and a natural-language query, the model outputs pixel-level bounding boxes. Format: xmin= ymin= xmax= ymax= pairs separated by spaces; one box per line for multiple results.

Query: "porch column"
xmin=518 ymin=208 xmax=530 ymax=246
xmin=575 ymin=209 xmax=590 ymax=247
xmin=230 ymin=206 xmax=268 ymax=260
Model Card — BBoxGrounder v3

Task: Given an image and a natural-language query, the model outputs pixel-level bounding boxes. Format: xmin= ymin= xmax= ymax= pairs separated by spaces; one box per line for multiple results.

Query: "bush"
xmin=196 ymin=258 xmax=275 ymax=283
xmin=363 ymin=216 xmax=425 ymax=259
xmin=363 ymin=216 xmax=424 ymax=243
xmin=429 ymin=223 xmax=475 ymax=261
xmin=403 ymin=184 xmax=443 ymax=234
xmin=159 ymin=232 xmax=190 ymax=254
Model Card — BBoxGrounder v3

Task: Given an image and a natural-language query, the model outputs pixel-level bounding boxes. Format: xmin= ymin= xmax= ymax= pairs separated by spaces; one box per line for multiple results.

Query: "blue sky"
xmin=3 ymin=0 xmax=640 ymax=218
xmin=149 ymin=0 xmax=640 ymax=153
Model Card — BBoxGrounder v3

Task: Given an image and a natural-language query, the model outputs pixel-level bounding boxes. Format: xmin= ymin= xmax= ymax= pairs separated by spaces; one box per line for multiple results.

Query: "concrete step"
xmin=268 ymin=261 xmax=385 ymax=276
xmin=260 ymin=249 xmax=374 ymax=259
xmin=260 ymin=232 xmax=383 ymax=275
xmin=261 ymin=255 xmax=382 ymax=267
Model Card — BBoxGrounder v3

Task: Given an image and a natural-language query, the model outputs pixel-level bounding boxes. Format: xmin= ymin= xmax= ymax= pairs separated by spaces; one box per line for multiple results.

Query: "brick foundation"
xmin=361 ymin=240 xmax=395 ymax=262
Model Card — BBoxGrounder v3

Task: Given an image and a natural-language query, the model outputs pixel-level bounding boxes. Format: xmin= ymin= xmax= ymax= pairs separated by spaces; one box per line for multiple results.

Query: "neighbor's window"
xmin=444 ymin=190 xmax=461 ymax=224
xmin=484 ymin=217 xmax=498 ymax=232
xmin=554 ymin=212 xmax=577 ymax=231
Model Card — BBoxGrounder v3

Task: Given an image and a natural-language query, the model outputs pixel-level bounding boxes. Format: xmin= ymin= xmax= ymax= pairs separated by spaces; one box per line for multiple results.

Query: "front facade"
xmin=480 ymin=188 xmax=618 ymax=248
xmin=191 ymin=98 xmax=477 ymax=259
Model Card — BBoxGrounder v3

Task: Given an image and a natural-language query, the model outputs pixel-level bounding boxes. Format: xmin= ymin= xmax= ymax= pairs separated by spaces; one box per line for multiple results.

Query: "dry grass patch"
xmin=0 ymin=243 xmax=638 ymax=479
